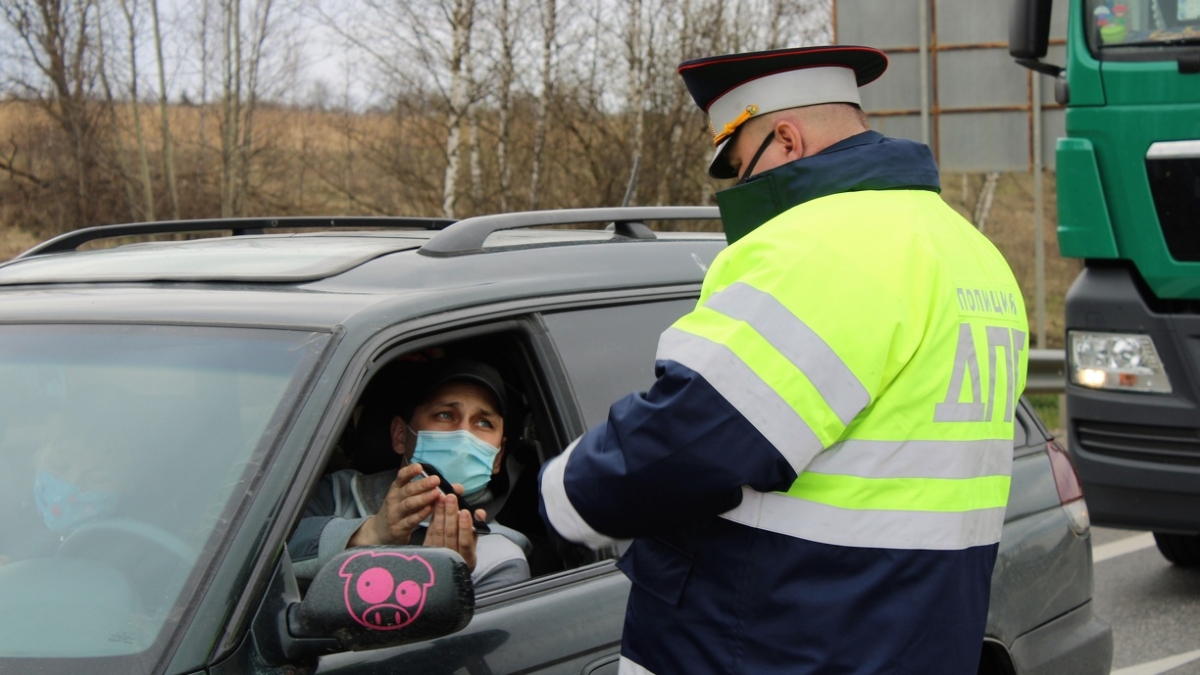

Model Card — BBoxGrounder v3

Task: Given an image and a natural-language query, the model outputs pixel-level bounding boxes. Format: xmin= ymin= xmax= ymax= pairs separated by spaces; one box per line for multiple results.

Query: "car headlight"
xmin=1069 ymin=331 xmax=1172 ymax=393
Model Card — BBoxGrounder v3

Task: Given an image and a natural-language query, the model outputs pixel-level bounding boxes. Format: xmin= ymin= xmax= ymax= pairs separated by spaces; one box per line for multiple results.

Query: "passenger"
xmin=33 ymin=433 xmax=125 ymax=533
xmin=291 ymin=357 xmax=530 ymax=593
xmin=2 ymin=427 xmax=132 ymax=565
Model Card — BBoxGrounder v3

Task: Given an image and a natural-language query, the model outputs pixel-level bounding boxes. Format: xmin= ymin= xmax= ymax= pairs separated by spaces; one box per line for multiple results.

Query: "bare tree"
xmin=1 ymin=0 xmax=103 ymax=227
xmin=237 ymin=0 xmax=275 ymax=211
xmin=441 ymin=0 xmax=473 ymax=218
xmin=215 ymin=0 xmax=276 ymax=216
xmin=116 ymin=0 xmax=156 ymax=220
xmin=528 ymin=0 xmax=554 ymax=209
xmin=492 ymin=0 xmax=516 ymax=212
xmin=219 ymin=0 xmax=240 ymax=216
xmin=465 ymin=9 xmax=483 ymax=210
xmin=624 ymin=0 xmax=644 ymax=205
xmin=94 ymin=8 xmax=139 ymax=220
xmin=188 ymin=0 xmax=216 ymax=212
xmin=653 ymin=0 xmax=690 ymax=206
xmin=652 ymin=0 xmax=724 ymax=206
xmin=149 ymin=0 xmax=179 ymax=219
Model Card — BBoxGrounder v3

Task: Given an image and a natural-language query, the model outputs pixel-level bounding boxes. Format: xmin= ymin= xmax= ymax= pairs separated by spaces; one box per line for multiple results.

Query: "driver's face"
xmin=407 ymin=381 xmax=504 ymax=450
xmin=391 ymin=381 xmax=506 ymax=475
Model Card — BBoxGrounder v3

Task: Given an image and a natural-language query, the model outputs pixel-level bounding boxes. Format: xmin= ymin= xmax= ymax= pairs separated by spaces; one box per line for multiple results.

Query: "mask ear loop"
xmin=737 ymin=130 xmax=776 ymax=184
xmin=403 ymin=423 xmax=419 ymax=464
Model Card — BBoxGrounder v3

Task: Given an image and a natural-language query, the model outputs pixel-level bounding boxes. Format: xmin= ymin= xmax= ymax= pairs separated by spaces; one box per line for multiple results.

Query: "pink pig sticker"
xmin=338 ymin=551 xmax=436 ymax=630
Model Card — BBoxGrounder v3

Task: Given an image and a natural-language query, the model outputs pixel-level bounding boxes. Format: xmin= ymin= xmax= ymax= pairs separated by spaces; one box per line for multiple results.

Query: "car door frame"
xmin=213 ymin=284 xmax=701 ymax=674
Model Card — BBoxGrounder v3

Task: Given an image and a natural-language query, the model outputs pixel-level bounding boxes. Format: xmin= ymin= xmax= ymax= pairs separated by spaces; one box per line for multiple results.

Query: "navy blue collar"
xmin=714 ymin=131 xmax=942 ymax=244
xmin=745 ymin=130 xmax=941 ymax=206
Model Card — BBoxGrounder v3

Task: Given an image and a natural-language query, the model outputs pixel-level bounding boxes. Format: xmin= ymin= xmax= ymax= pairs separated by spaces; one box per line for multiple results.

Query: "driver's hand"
xmin=423 ymin=493 xmax=485 ymax=572
xmin=349 ymin=463 xmax=443 ymax=548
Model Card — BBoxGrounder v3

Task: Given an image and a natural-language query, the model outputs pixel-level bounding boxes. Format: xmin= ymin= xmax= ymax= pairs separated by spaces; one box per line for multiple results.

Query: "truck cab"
xmin=1012 ymin=0 xmax=1200 ymax=564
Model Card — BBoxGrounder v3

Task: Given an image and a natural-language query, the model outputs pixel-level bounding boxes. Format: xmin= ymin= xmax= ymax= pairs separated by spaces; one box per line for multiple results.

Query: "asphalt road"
xmin=1091 ymin=526 xmax=1200 ymax=675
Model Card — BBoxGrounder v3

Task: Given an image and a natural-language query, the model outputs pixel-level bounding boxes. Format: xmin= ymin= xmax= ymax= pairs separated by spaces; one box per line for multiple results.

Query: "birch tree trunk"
xmin=118 ymin=0 xmax=157 ymax=221
xmin=529 ymin=0 xmax=554 ymax=210
xmin=196 ymin=0 xmax=212 ymax=208
xmin=625 ymin=0 xmax=645 ymax=206
xmin=149 ymin=0 xmax=179 ymax=219
xmin=236 ymin=0 xmax=274 ymax=213
xmin=656 ymin=0 xmax=699 ymax=206
xmin=220 ymin=0 xmax=241 ymax=217
xmin=95 ymin=12 xmax=140 ymax=220
xmin=494 ymin=0 xmax=515 ymax=212
xmin=466 ymin=36 xmax=483 ymax=209
xmin=442 ymin=0 xmax=473 ymax=219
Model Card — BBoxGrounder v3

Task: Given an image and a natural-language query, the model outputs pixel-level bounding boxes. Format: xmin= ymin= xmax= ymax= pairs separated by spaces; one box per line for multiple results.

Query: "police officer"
xmin=538 ymin=45 xmax=1029 ymax=674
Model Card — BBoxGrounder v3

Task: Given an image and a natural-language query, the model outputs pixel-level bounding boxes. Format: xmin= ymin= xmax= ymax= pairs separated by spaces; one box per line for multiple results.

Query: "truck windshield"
xmin=1086 ymin=0 xmax=1200 ymax=55
xmin=0 ymin=324 xmax=329 ymax=673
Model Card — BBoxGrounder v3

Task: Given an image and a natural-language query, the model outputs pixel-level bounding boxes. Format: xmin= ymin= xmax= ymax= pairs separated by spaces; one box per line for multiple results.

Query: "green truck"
xmin=1011 ymin=0 xmax=1200 ymax=565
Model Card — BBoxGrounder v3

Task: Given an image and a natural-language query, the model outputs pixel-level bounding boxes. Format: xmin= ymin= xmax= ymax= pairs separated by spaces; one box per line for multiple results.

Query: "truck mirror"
xmin=1009 ymin=0 xmax=1053 ymax=59
xmin=256 ymin=547 xmax=474 ymax=666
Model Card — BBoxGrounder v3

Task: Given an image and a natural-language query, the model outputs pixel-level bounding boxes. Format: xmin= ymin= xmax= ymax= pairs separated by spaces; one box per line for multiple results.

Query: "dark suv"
xmin=0 ymin=208 xmax=1109 ymax=674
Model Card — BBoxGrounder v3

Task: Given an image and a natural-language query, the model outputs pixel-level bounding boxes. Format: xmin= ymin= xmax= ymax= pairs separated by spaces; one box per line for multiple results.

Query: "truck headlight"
xmin=1069 ymin=331 xmax=1172 ymax=393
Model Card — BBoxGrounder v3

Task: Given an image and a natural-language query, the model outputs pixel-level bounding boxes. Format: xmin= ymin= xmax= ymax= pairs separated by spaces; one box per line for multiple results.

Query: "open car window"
xmin=308 ymin=327 xmax=604 ymax=592
xmin=0 ymin=324 xmax=328 ymax=673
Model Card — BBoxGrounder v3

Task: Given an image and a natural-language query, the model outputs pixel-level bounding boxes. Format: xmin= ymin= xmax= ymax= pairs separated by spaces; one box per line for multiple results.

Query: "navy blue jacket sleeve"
xmin=539 ymin=359 xmax=799 ymax=545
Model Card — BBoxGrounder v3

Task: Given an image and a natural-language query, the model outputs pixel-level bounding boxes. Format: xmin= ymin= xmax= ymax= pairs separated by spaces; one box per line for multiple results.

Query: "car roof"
xmin=0 ymin=210 xmax=726 ymax=329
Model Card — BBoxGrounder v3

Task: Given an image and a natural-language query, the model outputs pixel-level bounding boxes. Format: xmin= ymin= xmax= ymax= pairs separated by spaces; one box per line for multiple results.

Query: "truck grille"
xmin=1145 ymin=146 xmax=1200 ymax=262
xmin=1076 ymin=420 xmax=1200 ymax=465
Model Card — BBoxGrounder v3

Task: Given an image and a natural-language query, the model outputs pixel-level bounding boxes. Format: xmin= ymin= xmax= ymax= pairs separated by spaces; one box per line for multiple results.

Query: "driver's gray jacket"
xmin=290 ymin=469 xmax=530 ymax=593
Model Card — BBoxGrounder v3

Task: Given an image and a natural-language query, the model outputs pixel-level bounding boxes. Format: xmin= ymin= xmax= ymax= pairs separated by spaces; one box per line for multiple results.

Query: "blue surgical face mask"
xmin=33 ymin=470 xmax=119 ymax=532
xmin=410 ymin=429 xmax=499 ymax=495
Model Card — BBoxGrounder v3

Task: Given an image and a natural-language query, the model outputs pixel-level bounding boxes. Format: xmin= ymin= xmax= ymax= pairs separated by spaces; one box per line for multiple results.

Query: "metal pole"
xmin=919 ymin=0 xmax=929 ymax=145
xmin=1033 ymin=72 xmax=1047 ymax=349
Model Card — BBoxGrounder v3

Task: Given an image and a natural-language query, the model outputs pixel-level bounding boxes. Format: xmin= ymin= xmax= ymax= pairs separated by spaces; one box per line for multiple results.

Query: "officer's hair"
xmin=747 ymin=103 xmax=870 ymax=136
xmin=844 ymin=104 xmax=870 ymax=128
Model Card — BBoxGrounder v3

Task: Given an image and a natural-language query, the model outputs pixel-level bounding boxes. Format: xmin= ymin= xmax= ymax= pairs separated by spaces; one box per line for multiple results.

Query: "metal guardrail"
xmin=1027 ymin=349 xmax=1066 ymax=395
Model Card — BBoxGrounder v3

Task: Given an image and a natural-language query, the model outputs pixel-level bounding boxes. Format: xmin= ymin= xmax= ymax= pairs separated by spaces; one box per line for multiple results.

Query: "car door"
xmin=297 ymin=295 xmax=700 ymax=675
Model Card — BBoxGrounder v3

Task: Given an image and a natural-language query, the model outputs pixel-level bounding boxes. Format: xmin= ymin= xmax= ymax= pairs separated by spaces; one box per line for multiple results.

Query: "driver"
xmin=290 ymin=358 xmax=530 ymax=594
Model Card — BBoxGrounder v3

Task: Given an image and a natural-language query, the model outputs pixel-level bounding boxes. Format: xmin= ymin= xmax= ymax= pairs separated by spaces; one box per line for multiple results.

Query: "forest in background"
xmin=0 ymin=0 xmax=830 ymax=233
xmin=0 ymin=0 xmax=1075 ymax=355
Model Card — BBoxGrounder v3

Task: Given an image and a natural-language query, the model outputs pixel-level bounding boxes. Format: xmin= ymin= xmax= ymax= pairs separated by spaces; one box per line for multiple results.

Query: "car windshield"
xmin=1087 ymin=0 xmax=1200 ymax=55
xmin=0 ymin=324 xmax=329 ymax=671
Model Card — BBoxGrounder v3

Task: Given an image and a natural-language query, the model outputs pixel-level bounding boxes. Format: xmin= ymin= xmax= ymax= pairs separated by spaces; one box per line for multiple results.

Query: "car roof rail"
xmin=418 ymin=206 xmax=722 ymax=257
xmin=17 ymin=216 xmax=458 ymax=259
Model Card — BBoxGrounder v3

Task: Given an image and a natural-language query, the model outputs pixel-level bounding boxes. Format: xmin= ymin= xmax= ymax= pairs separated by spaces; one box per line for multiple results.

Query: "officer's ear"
xmin=773 ymin=119 xmax=806 ymax=162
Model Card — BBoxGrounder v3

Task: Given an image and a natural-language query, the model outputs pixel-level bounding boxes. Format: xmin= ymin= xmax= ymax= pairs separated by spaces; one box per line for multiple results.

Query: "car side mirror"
xmin=255 ymin=546 xmax=474 ymax=666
